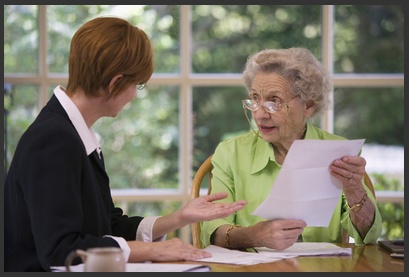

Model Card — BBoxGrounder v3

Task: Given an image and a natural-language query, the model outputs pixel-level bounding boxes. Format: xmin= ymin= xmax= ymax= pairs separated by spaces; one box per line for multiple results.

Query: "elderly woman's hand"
xmin=330 ymin=156 xmax=367 ymax=194
xmin=251 ymin=219 xmax=306 ymax=251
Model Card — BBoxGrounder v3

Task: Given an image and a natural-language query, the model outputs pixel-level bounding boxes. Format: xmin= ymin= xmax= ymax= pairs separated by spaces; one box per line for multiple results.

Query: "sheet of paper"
xmin=195 ymin=245 xmax=285 ymax=265
xmin=252 ymin=139 xmax=365 ymax=226
xmin=255 ymin=242 xmax=352 ymax=257
xmin=194 ymin=243 xmax=351 ymax=265
xmin=51 ymin=262 xmax=210 ymax=272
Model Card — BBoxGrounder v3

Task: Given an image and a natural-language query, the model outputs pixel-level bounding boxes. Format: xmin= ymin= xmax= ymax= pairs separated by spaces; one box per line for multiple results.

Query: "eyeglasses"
xmin=137 ymin=83 xmax=146 ymax=90
xmin=242 ymin=95 xmax=299 ymax=139
xmin=242 ymin=95 xmax=299 ymax=113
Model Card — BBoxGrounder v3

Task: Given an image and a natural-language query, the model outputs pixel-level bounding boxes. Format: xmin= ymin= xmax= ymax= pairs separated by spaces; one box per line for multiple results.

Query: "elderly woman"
xmin=201 ymin=48 xmax=382 ymax=251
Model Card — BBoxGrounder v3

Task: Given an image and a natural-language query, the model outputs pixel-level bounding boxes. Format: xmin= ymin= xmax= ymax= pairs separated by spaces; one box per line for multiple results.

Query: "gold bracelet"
xmin=224 ymin=225 xmax=241 ymax=248
xmin=348 ymin=192 xmax=368 ymax=212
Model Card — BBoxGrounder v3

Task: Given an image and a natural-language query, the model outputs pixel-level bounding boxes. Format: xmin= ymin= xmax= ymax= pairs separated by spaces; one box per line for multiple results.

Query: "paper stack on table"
xmin=255 ymin=242 xmax=352 ymax=257
xmin=195 ymin=243 xmax=351 ymax=265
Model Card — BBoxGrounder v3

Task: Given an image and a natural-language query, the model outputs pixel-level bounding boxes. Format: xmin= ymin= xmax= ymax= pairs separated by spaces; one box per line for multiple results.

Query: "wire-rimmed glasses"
xmin=241 ymin=95 xmax=299 ymax=138
xmin=137 ymin=83 xmax=146 ymax=90
xmin=242 ymin=95 xmax=299 ymax=114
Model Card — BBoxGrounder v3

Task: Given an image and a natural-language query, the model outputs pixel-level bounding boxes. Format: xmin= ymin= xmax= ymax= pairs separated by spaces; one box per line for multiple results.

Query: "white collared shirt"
xmin=53 ymin=86 xmax=164 ymax=262
xmin=54 ymin=86 xmax=101 ymax=157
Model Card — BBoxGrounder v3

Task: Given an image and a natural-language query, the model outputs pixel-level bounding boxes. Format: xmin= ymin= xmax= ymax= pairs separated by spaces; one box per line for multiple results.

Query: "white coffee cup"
xmin=65 ymin=247 xmax=126 ymax=272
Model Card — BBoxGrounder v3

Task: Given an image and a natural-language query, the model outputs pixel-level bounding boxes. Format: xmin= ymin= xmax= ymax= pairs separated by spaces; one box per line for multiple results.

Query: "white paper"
xmin=195 ymin=245 xmax=284 ymax=265
xmin=194 ymin=243 xmax=351 ymax=265
xmin=255 ymin=242 xmax=352 ymax=257
xmin=252 ymin=139 xmax=365 ymax=226
xmin=55 ymin=243 xmax=353 ymax=270
xmin=51 ymin=262 xmax=210 ymax=272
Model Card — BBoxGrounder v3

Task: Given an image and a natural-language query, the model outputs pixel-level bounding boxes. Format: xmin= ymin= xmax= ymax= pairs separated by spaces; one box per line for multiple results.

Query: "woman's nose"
xmin=252 ymin=106 xmax=270 ymax=119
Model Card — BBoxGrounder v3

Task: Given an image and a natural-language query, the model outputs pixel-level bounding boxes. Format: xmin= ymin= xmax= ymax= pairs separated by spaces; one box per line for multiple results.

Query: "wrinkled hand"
xmin=252 ymin=219 xmax=306 ymax=250
xmin=180 ymin=192 xmax=247 ymax=224
xmin=330 ymin=156 xmax=367 ymax=190
xmin=329 ymin=156 xmax=375 ymax=238
xmin=128 ymin=238 xmax=211 ymax=262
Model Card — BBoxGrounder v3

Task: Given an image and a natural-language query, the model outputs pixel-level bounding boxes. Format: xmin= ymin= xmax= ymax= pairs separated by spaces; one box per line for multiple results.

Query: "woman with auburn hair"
xmin=4 ymin=16 xmax=246 ymax=272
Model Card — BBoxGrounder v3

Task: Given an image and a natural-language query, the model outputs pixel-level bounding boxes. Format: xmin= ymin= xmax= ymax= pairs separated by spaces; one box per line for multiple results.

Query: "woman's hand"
xmin=153 ymin=192 xmax=246 ymax=239
xmin=330 ymin=155 xmax=376 ymax=238
xmin=128 ymin=238 xmax=211 ymax=262
xmin=249 ymin=219 xmax=306 ymax=250
xmin=330 ymin=156 xmax=367 ymax=192
xmin=179 ymin=192 xmax=247 ymax=224
xmin=213 ymin=219 xmax=306 ymax=251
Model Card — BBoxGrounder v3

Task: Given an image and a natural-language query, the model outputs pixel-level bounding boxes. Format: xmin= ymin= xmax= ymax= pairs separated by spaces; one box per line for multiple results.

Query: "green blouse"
xmin=200 ymin=121 xmax=382 ymax=247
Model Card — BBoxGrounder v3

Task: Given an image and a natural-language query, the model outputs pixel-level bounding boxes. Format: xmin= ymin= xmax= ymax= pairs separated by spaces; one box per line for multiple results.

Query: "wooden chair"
xmin=190 ymin=154 xmax=376 ymax=248
xmin=190 ymin=154 xmax=214 ymax=249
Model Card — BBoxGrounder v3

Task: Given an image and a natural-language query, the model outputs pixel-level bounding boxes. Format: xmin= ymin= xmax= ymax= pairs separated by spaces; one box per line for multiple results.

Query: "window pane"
xmin=113 ymin=200 xmax=183 ymax=239
xmin=94 ymin=85 xmax=180 ymax=189
xmin=192 ymin=86 xmax=249 ymax=168
xmin=334 ymin=5 xmax=404 ymax=73
xmin=47 ymin=5 xmax=97 ymax=73
xmin=191 ymin=5 xmax=322 ymax=73
xmin=114 ymin=199 xmax=181 ymax=217
xmin=4 ymin=5 xmax=38 ymax=74
xmin=378 ymin=202 xmax=404 ymax=240
xmin=4 ymin=84 xmax=40 ymax=171
xmin=333 ymin=87 xmax=404 ymax=189
xmin=47 ymin=5 xmax=180 ymax=73
xmin=333 ymin=87 xmax=404 ymax=145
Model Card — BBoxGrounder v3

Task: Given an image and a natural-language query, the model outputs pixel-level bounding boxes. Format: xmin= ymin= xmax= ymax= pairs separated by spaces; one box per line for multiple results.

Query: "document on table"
xmin=253 ymin=139 xmax=365 ymax=226
xmin=255 ymin=242 xmax=352 ymax=257
xmin=194 ymin=245 xmax=285 ymax=265
xmin=51 ymin=262 xmax=210 ymax=272
xmin=194 ymin=243 xmax=351 ymax=265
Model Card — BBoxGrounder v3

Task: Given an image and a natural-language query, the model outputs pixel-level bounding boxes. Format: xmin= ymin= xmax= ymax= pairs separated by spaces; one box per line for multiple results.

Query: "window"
xmin=4 ymin=5 xmax=404 ymax=242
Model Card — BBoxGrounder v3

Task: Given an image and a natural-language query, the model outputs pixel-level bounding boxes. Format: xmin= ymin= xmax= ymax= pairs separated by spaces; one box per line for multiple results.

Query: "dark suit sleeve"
xmin=111 ymin=206 xmax=144 ymax=240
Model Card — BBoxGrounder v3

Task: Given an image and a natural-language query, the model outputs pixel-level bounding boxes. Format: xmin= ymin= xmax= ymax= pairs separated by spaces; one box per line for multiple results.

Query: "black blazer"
xmin=4 ymin=95 xmax=143 ymax=271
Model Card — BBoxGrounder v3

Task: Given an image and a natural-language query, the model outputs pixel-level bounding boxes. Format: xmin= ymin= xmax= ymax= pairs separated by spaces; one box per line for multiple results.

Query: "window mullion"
xmin=321 ymin=5 xmax=334 ymax=133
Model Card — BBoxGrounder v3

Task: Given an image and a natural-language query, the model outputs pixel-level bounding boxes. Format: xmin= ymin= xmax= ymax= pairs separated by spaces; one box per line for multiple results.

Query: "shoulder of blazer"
xmin=45 ymin=94 xmax=70 ymax=118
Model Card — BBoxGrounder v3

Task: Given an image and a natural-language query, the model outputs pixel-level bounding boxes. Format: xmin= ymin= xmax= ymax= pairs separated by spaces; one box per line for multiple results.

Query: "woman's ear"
xmin=109 ymin=74 xmax=123 ymax=91
xmin=304 ymin=100 xmax=317 ymax=117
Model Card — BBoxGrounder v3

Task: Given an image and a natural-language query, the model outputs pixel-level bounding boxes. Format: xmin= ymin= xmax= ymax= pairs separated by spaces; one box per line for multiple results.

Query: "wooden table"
xmin=172 ymin=243 xmax=404 ymax=272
